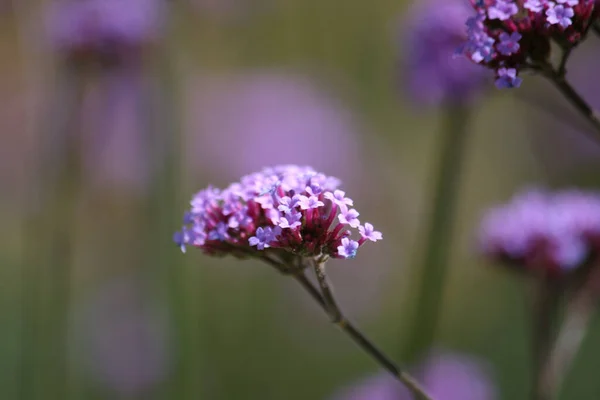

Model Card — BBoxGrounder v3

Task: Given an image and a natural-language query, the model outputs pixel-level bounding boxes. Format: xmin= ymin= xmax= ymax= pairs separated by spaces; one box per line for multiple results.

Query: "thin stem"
xmin=531 ymin=279 xmax=562 ymax=400
xmin=403 ymin=104 xmax=471 ymax=362
xmin=540 ymin=266 xmax=600 ymax=400
xmin=292 ymin=268 xmax=434 ymax=400
xmin=544 ymin=67 xmax=600 ymax=144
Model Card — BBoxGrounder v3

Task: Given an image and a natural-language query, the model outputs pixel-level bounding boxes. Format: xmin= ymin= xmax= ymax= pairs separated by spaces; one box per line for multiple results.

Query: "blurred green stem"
xmin=286 ymin=262 xmax=435 ymax=400
xmin=531 ymin=279 xmax=562 ymax=400
xmin=19 ymin=67 xmax=84 ymax=400
xmin=403 ymin=104 xmax=471 ymax=362
xmin=539 ymin=266 xmax=600 ymax=400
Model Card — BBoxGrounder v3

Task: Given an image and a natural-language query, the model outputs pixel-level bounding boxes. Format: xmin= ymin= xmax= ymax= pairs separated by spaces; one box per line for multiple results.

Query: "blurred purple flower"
xmin=478 ymin=188 xmax=600 ymax=276
xmin=71 ymin=278 xmax=170 ymax=397
xmin=330 ymin=351 xmax=497 ymax=400
xmin=400 ymin=0 xmax=490 ymax=106
xmin=185 ymin=72 xmax=366 ymax=184
xmin=46 ymin=0 xmax=164 ymax=66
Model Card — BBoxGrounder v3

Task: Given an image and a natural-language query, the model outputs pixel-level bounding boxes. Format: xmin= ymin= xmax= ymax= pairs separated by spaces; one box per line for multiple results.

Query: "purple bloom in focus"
xmin=339 ymin=209 xmax=360 ymax=228
xmin=175 ymin=165 xmax=381 ymax=260
xmin=298 ymin=194 xmax=325 ymax=210
xmin=458 ymin=0 xmax=598 ymax=88
xmin=495 ymin=68 xmax=522 ymax=89
xmin=497 ymin=32 xmax=521 ymax=56
xmin=546 ymin=4 xmax=574 ymax=28
xmin=249 ymin=226 xmax=280 ymax=250
xmin=478 ymin=188 xmax=600 ymax=276
xmin=359 ymin=223 xmax=383 ymax=243
xmin=401 ymin=0 xmax=490 ymax=106
xmin=324 ymin=190 xmax=354 ymax=209
xmin=330 ymin=351 xmax=497 ymax=400
xmin=278 ymin=211 xmax=302 ymax=229
xmin=338 ymin=238 xmax=359 ymax=259
xmin=487 ymin=0 xmax=519 ymax=20
xmin=524 ymin=0 xmax=547 ymax=12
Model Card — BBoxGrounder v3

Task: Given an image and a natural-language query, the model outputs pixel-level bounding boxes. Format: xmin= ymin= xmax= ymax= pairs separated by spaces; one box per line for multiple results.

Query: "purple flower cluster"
xmin=458 ymin=0 xmax=599 ymax=88
xmin=46 ymin=0 xmax=164 ymax=66
xmin=174 ymin=165 xmax=382 ymax=260
xmin=479 ymin=189 xmax=600 ymax=276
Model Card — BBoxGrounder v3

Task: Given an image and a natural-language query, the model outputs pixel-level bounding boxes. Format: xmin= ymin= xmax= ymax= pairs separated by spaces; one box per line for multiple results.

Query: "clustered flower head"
xmin=479 ymin=189 xmax=600 ymax=277
xmin=458 ymin=0 xmax=600 ymax=88
xmin=174 ymin=165 xmax=382 ymax=263
xmin=46 ymin=0 xmax=164 ymax=67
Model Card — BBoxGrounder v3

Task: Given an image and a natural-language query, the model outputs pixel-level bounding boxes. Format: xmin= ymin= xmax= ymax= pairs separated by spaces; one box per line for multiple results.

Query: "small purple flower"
xmin=337 ymin=238 xmax=359 ymax=259
xmin=495 ymin=68 xmax=522 ymax=89
xmin=497 ymin=32 xmax=521 ymax=56
xmin=249 ymin=226 xmax=277 ymax=250
xmin=277 ymin=195 xmax=301 ymax=213
xmin=546 ymin=4 xmax=574 ymax=28
xmin=487 ymin=0 xmax=519 ymax=20
xmin=324 ymin=190 xmax=354 ymax=209
xmin=338 ymin=209 xmax=360 ymax=228
xmin=524 ymin=0 xmax=547 ymax=12
xmin=359 ymin=223 xmax=383 ymax=242
xmin=305 ymin=183 xmax=322 ymax=196
xmin=208 ymin=222 xmax=230 ymax=241
xmin=278 ymin=211 xmax=302 ymax=229
xmin=297 ymin=195 xmax=325 ymax=210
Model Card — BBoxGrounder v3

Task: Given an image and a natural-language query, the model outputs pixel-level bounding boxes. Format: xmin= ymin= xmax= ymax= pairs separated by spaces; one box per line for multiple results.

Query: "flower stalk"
xmin=404 ymin=104 xmax=471 ymax=362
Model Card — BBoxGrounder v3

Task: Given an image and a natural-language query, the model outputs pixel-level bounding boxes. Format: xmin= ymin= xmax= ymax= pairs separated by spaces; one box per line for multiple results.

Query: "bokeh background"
xmin=3 ymin=0 xmax=600 ymax=399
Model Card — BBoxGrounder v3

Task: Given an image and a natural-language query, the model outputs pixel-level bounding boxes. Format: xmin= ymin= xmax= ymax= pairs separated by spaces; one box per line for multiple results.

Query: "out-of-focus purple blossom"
xmin=46 ymin=0 xmax=164 ymax=66
xmin=495 ymin=67 xmax=522 ymax=89
xmin=329 ymin=351 xmax=497 ymax=400
xmin=185 ymin=72 xmax=366 ymax=184
xmin=401 ymin=0 xmax=490 ymax=106
xmin=478 ymin=188 xmax=600 ymax=276
xmin=72 ymin=279 xmax=170 ymax=397
xmin=458 ymin=0 xmax=599 ymax=88
xmin=174 ymin=165 xmax=382 ymax=260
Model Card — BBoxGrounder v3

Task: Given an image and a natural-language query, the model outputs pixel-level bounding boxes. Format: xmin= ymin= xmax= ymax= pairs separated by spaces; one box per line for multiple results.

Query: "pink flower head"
xmin=478 ymin=188 xmax=600 ymax=277
xmin=175 ymin=165 xmax=381 ymax=260
xmin=458 ymin=0 xmax=599 ymax=87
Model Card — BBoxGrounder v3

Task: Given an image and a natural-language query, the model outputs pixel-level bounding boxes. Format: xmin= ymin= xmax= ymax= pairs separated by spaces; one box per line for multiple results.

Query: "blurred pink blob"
xmin=330 ymin=350 xmax=497 ymax=400
xmin=71 ymin=278 xmax=171 ymax=397
xmin=185 ymin=71 xmax=366 ymax=186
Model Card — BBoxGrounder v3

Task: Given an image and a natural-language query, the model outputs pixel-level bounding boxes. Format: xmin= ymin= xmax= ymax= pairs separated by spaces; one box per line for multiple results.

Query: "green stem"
xmin=19 ymin=65 xmax=84 ymax=400
xmin=539 ymin=266 xmax=600 ymax=400
xmin=292 ymin=270 xmax=434 ymax=400
xmin=531 ymin=279 xmax=562 ymax=400
xmin=403 ymin=104 xmax=471 ymax=362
